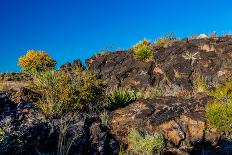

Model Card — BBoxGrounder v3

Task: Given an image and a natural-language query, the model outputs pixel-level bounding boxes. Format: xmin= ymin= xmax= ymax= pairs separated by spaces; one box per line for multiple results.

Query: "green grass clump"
xmin=128 ymin=128 xmax=165 ymax=155
xmin=31 ymin=68 xmax=107 ymax=117
xmin=138 ymin=86 xmax=163 ymax=99
xmin=206 ymin=102 xmax=232 ymax=133
xmin=206 ymin=81 xmax=232 ymax=133
xmin=210 ymin=81 xmax=232 ymax=103
xmin=133 ymin=39 xmax=153 ymax=62
xmin=155 ymin=32 xmax=177 ymax=48
xmin=0 ymin=126 xmax=5 ymax=143
xmin=107 ymin=87 xmax=140 ymax=110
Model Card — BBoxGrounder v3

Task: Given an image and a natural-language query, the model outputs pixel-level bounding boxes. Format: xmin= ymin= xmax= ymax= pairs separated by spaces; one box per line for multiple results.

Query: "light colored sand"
xmin=0 ymin=81 xmax=29 ymax=91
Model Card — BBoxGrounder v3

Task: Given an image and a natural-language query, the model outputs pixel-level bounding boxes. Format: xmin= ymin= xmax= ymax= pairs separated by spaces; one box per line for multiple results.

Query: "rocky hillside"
xmin=1 ymin=35 xmax=232 ymax=155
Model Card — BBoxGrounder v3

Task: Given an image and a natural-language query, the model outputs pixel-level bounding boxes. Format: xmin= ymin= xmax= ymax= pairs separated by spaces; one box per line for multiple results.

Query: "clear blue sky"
xmin=1 ymin=0 xmax=232 ymax=72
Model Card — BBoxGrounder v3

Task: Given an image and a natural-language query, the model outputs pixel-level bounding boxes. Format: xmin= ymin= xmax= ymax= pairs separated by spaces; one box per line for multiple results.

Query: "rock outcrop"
xmin=87 ymin=36 xmax=232 ymax=96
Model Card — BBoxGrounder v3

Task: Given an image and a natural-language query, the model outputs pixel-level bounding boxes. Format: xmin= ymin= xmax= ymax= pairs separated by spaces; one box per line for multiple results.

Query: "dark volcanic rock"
xmin=87 ymin=37 xmax=232 ymax=96
xmin=0 ymin=97 xmax=118 ymax=155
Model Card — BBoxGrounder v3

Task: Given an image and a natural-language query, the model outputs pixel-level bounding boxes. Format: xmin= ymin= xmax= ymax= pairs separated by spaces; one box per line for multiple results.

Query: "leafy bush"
xmin=31 ymin=68 xmax=107 ymax=117
xmin=206 ymin=81 xmax=232 ymax=133
xmin=18 ymin=50 xmax=56 ymax=73
xmin=128 ymin=128 xmax=165 ymax=154
xmin=133 ymin=39 xmax=153 ymax=62
xmin=155 ymin=32 xmax=176 ymax=48
xmin=107 ymin=87 xmax=140 ymax=110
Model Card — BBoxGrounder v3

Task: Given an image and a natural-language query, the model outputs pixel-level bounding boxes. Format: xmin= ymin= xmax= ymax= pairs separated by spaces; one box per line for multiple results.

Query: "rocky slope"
xmin=1 ymin=36 xmax=232 ymax=154
xmin=86 ymin=36 xmax=232 ymax=154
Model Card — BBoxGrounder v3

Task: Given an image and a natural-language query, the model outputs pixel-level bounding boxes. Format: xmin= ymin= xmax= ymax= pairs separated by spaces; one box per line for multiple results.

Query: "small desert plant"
xmin=128 ymin=128 xmax=165 ymax=155
xmin=192 ymin=71 xmax=209 ymax=94
xmin=18 ymin=50 xmax=56 ymax=73
xmin=31 ymin=68 xmax=107 ymax=117
xmin=0 ymin=126 xmax=5 ymax=143
xmin=107 ymin=87 xmax=140 ymax=110
xmin=57 ymin=116 xmax=81 ymax=155
xmin=100 ymin=110 xmax=109 ymax=127
xmin=133 ymin=39 xmax=153 ymax=62
xmin=210 ymin=81 xmax=232 ymax=103
xmin=138 ymin=86 xmax=163 ymax=99
xmin=155 ymin=32 xmax=176 ymax=48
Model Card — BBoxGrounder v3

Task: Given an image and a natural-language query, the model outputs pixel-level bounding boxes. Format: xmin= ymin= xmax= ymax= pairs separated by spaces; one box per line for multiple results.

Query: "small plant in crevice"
xmin=107 ymin=87 xmax=140 ymax=110
xmin=128 ymin=128 xmax=165 ymax=155
xmin=192 ymin=71 xmax=209 ymax=94
xmin=100 ymin=110 xmax=110 ymax=127
xmin=138 ymin=86 xmax=163 ymax=99
xmin=133 ymin=39 xmax=153 ymax=62
xmin=155 ymin=32 xmax=177 ymax=48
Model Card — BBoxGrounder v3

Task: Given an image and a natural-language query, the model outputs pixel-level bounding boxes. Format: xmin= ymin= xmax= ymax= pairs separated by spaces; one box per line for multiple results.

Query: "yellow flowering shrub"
xmin=18 ymin=50 xmax=56 ymax=73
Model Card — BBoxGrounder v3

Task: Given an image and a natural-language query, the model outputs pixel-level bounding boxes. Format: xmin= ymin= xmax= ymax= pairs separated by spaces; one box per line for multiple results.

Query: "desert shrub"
xmin=206 ymin=102 xmax=232 ymax=133
xmin=210 ymin=81 xmax=232 ymax=103
xmin=107 ymin=87 xmax=140 ymax=110
xmin=138 ymin=86 xmax=163 ymax=99
xmin=31 ymin=68 xmax=107 ymax=117
xmin=193 ymin=71 xmax=209 ymax=94
xmin=100 ymin=110 xmax=109 ymax=127
xmin=155 ymin=32 xmax=176 ymax=48
xmin=206 ymin=81 xmax=232 ymax=133
xmin=133 ymin=39 xmax=153 ymax=62
xmin=18 ymin=50 xmax=56 ymax=73
xmin=128 ymin=128 xmax=165 ymax=154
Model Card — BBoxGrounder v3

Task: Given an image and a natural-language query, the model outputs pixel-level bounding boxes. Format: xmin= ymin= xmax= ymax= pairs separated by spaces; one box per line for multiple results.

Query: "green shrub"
xmin=107 ymin=87 xmax=140 ymax=110
xmin=206 ymin=102 xmax=232 ymax=133
xmin=206 ymin=81 xmax=232 ymax=133
xmin=155 ymin=32 xmax=176 ymax=48
xmin=133 ymin=39 xmax=153 ymax=62
xmin=128 ymin=128 xmax=165 ymax=154
xmin=31 ymin=68 xmax=107 ymax=117
xmin=210 ymin=81 xmax=232 ymax=103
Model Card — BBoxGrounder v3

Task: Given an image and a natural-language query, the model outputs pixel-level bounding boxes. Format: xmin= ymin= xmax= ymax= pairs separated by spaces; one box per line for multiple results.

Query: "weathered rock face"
xmin=110 ymin=95 xmax=209 ymax=143
xmin=87 ymin=37 xmax=232 ymax=96
xmin=109 ymin=95 xmax=232 ymax=154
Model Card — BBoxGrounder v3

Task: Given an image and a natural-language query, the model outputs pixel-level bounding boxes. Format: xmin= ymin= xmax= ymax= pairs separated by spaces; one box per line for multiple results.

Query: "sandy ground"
xmin=0 ymin=81 xmax=29 ymax=91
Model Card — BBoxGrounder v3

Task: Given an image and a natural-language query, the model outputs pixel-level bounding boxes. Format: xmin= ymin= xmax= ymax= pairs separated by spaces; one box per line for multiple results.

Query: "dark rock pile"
xmin=0 ymin=90 xmax=118 ymax=155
